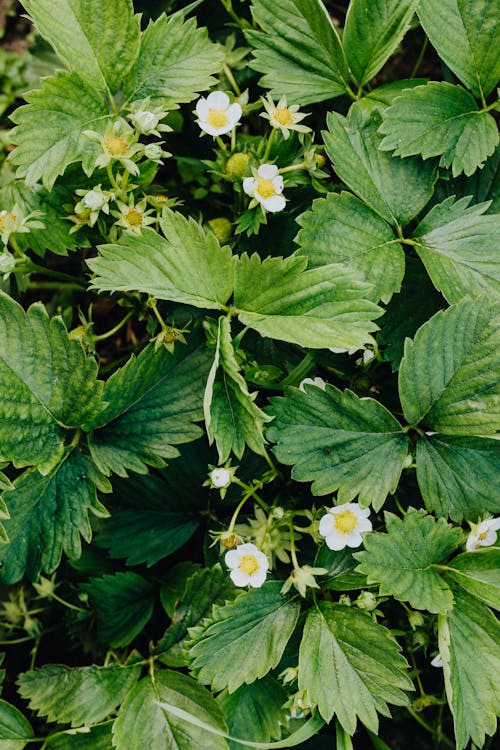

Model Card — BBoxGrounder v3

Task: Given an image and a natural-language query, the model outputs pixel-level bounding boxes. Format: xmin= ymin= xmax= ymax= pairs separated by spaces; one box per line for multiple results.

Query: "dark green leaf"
xmin=46 ymin=724 xmax=113 ymax=750
xmin=315 ymin=545 xmax=368 ymax=591
xmin=218 ymin=677 xmax=288 ymax=749
xmin=0 ymin=700 xmax=33 ymax=749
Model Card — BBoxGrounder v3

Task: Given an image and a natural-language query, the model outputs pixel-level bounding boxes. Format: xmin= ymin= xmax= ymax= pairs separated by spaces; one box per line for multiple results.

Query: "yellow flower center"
xmin=0 ymin=212 xmax=15 ymax=230
xmin=239 ymin=554 xmax=259 ymax=575
xmin=256 ymin=178 xmax=276 ymax=199
xmin=274 ymin=107 xmax=294 ymax=126
xmin=104 ymin=136 xmax=128 ymax=156
xmin=334 ymin=510 xmax=358 ymax=534
xmin=125 ymin=208 xmax=143 ymax=228
xmin=207 ymin=108 xmax=229 ymax=129
xmin=478 ymin=531 xmax=488 ymax=540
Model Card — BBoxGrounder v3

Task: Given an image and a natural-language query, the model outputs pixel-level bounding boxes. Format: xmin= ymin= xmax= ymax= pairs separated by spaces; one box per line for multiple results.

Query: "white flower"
xmin=130 ymin=110 xmax=159 ymax=133
xmin=466 ymin=517 xmax=500 ymax=552
xmin=195 ymin=91 xmax=242 ymax=136
xmin=243 ymin=164 xmax=286 ymax=213
xmin=431 ymin=653 xmax=443 ymax=668
xmin=82 ymin=188 xmax=108 ymax=211
xmin=210 ymin=467 xmax=232 ymax=489
xmin=319 ymin=502 xmax=372 ymax=551
xmin=225 ymin=542 xmax=269 ymax=588
xmin=260 ymin=94 xmax=311 ymax=140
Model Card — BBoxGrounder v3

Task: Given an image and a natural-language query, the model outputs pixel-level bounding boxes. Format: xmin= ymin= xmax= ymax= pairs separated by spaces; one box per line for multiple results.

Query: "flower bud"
xmin=208 ymin=217 xmax=233 ymax=243
xmin=225 ymin=152 xmax=250 ymax=179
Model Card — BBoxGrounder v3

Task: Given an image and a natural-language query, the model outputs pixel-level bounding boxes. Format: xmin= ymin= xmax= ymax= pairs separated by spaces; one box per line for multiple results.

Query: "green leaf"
xmin=234 ymin=254 xmax=382 ymax=350
xmin=23 ymin=0 xmax=140 ymax=94
xmin=343 ymin=0 xmax=420 ymax=86
xmin=246 ymin=0 xmax=349 ymax=105
xmin=378 ymin=82 xmax=499 ymax=177
xmin=217 ymin=677 xmax=288 ymax=749
xmin=113 ymin=671 xmax=228 ymax=750
xmin=123 ymin=12 xmax=222 ymax=107
xmin=323 ymin=107 xmax=437 ymax=226
xmin=204 ymin=317 xmax=270 ymax=464
xmin=46 ymin=725 xmax=113 ymax=750
xmin=17 ymin=664 xmax=140 ymax=727
xmin=438 ymin=144 xmax=500 ymax=213
xmin=295 ymin=191 xmax=405 ymax=304
xmin=0 ymin=292 xmax=103 ymax=474
xmin=416 ymin=434 xmax=500 ymax=521
xmin=398 ymin=298 xmax=500 ymax=433
xmin=315 ymin=545 xmax=368 ymax=591
xmin=298 ymin=603 xmax=412 ymax=733
xmin=0 ymin=450 xmax=109 ymax=584
xmin=355 ymin=509 xmax=462 ymax=613
xmin=81 ymin=572 xmax=154 ymax=648
xmin=9 ymin=71 xmax=110 ymax=190
xmin=438 ymin=588 xmax=500 ymax=749
xmin=87 ymin=343 xmax=210 ymax=476
xmin=0 ymin=700 xmax=33 ymax=749
xmin=188 ymin=582 xmax=300 ymax=693
xmin=411 ymin=196 xmax=500 ymax=302
xmin=444 ymin=549 xmax=500 ymax=611
xmin=267 ymin=384 xmax=408 ymax=510
xmin=88 ymin=214 xmax=235 ymax=310
xmin=417 ymin=0 xmax=500 ymax=99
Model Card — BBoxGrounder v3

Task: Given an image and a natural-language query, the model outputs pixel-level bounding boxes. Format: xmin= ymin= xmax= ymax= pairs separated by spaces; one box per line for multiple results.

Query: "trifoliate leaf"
xmin=217 ymin=677 xmax=288 ymax=750
xmin=87 ymin=343 xmax=210 ymax=476
xmin=343 ymin=0 xmax=420 ymax=86
xmin=188 ymin=582 xmax=300 ymax=693
xmin=295 ymin=191 xmax=405 ymax=304
xmin=234 ymin=254 xmax=382 ymax=350
xmin=411 ymin=196 xmax=500 ymax=302
xmin=298 ymin=603 xmax=412 ymax=732
xmin=416 ymin=434 xmax=500 ymax=521
xmin=113 ymin=671 xmax=228 ymax=750
xmin=438 ymin=144 xmax=500 ymax=213
xmin=88 ymin=213 xmax=235 ymax=310
xmin=81 ymin=572 xmax=153 ymax=648
xmin=324 ymin=107 xmax=437 ymax=227
xmin=378 ymin=82 xmax=499 ymax=177
xmin=355 ymin=509 xmax=462 ymax=613
xmin=204 ymin=317 xmax=270 ymax=464
xmin=438 ymin=588 xmax=500 ymax=749
xmin=418 ymin=0 xmax=500 ymax=99
xmin=46 ymin=724 xmax=113 ymax=750
xmin=0 ymin=293 xmax=103 ymax=474
xmin=398 ymin=298 xmax=500 ymax=433
xmin=17 ymin=664 xmax=140 ymax=727
xmin=0 ymin=700 xmax=33 ymax=748
xmin=0 ymin=450 xmax=109 ymax=584
xmin=123 ymin=12 xmax=222 ymax=107
xmin=444 ymin=550 xmax=500 ymax=611
xmin=246 ymin=0 xmax=349 ymax=105
xmin=9 ymin=71 xmax=110 ymax=190
xmin=267 ymin=384 xmax=408 ymax=510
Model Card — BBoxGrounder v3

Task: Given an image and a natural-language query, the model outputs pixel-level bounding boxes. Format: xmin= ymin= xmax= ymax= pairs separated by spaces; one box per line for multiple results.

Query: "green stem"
xmin=262 ymin=128 xmax=276 ymax=162
xmin=49 ymin=591 xmax=87 ymax=613
xmin=233 ymin=478 xmax=270 ymax=514
xmin=148 ymin=296 xmax=168 ymax=331
xmin=92 ymin=308 xmax=135 ymax=342
xmin=223 ymin=62 xmax=241 ymax=97
xmin=28 ymin=281 xmax=86 ymax=292
xmin=345 ymin=84 xmax=360 ymax=101
xmin=407 ymin=708 xmax=454 ymax=749
xmin=216 ymin=135 xmax=229 ymax=155
xmin=278 ymin=161 xmax=306 ymax=174
xmin=219 ymin=0 xmax=250 ymax=29
xmin=411 ymin=36 xmax=429 ymax=78
xmin=279 ymin=352 xmax=316 ymax=388
xmin=288 ymin=519 xmax=300 ymax=570
xmin=106 ymin=161 xmax=122 ymax=194
xmin=19 ymin=260 xmax=86 ymax=285
xmin=227 ymin=494 xmax=252 ymax=533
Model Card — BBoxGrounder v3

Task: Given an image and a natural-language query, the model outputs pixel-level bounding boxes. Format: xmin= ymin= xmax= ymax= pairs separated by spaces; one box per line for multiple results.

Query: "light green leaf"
xmin=87 ymin=343 xmax=210 ymax=476
xmin=188 ymin=582 xmax=300 ymax=693
xmin=438 ymin=588 xmax=500 ymax=749
xmin=355 ymin=509 xmax=462 ymax=613
xmin=444 ymin=549 xmax=500 ymax=611
xmin=298 ymin=603 xmax=412 ymax=733
xmin=123 ymin=12 xmax=222 ymax=107
xmin=267 ymin=384 xmax=408 ymax=510
xmin=81 ymin=572 xmax=153 ymax=648
xmin=17 ymin=664 xmax=140 ymax=727
xmin=411 ymin=196 xmax=500 ymax=302
xmin=416 ymin=434 xmax=500 ymax=521
xmin=246 ymin=0 xmax=349 ymax=105
xmin=398 ymin=298 xmax=500 ymax=433
xmin=88 ymin=214 xmax=235 ymax=310
xmin=295 ymin=191 xmax=405 ymax=304
xmin=0 ymin=450 xmax=109 ymax=584
xmin=234 ymin=254 xmax=382 ymax=350
xmin=218 ymin=677 xmax=288 ymax=750
xmin=9 ymin=71 xmax=110 ymax=190
xmin=0 ymin=700 xmax=33 ymax=749
xmin=23 ymin=0 xmax=140 ymax=94
xmin=204 ymin=317 xmax=270 ymax=464
xmin=343 ymin=0 xmax=420 ymax=86
xmin=46 ymin=725 xmax=113 ymax=750
xmin=323 ymin=107 xmax=437 ymax=226
xmin=417 ymin=0 xmax=500 ymax=99
xmin=378 ymin=82 xmax=499 ymax=176
xmin=113 ymin=671 xmax=228 ymax=750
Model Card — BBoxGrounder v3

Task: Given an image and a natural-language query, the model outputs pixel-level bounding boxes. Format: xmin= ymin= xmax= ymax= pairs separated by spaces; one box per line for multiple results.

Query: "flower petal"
xmin=345 ymin=531 xmax=364 ymax=548
xmin=262 ymin=194 xmax=286 ymax=213
xmin=242 ymin=177 xmax=256 ymax=196
xmin=249 ymin=569 xmax=267 ymax=587
xmin=195 ymin=98 xmax=209 ymax=119
xmin=319 ymin=513 xmax=335 ymax=536
xmin=255 ymin=551 xmax=269 ymax=570
xmin=224 ymin=550 xmax=240 ymax=569
xmin=230 ymin=569 xmax=250 ymax=587
xmin=226 ymin=103 xmax=242 ymax=126
xmin=258 ymin=163 xmax=279 ymax=179
xmin=324 ymin=532 xmax=348 ymax=551
xmin=207 ymin=91 xmax=230 ymax=109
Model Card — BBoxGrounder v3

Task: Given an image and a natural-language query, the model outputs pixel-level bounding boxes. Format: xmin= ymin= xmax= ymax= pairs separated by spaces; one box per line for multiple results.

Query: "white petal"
xmin=358 ymin=506 xmax=371 ymax=519
xmin=272 ymin=175 xmax=284 ymax=193
xmin=262 ymin=194 xmax=286 ymax=212
xmin=258 ymin=163 xmax=279 ymax=179
xmin=431 ymin=654 xmax=443 ymax=668
xmin=466 ymin=533 xmax=479 ymax=552
xmin=237 ymin=543 xmax=259 ymax=555
xmin=224 ymin=550 xmax=241 ymax=569
xmin=481 ymin=517 xmax=500 ymax=532
xmin=357 ymin=517 xmax=373 ymax=533
xmin=242 ymin=177 xmax=256 ymax=196
xmin=195 ymin=98 xmax=209 ymax=119
xmin=325 ymin=533 xmax=347 ymax=551
xmin=207 ymin=91 xmax=230 ymax=109
xmin=249 ymin=570 xmax=267 ymax=587
xmin=255 ymin=551 xmax=269 ymax=570
xmin=230 ymin=569 xmax=250 ymax=587
xmin=479 ymin=530 xmax=497 ymax=547
xmin=319 ymin=513 xmax=335 ymax=536
xmin=226 ymin=103 xmax=242 ymax=126
xmin=198 ymin=121 xmax=228 ymax=137
xmin=345 ymin=531 xmax=364 ymax=548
